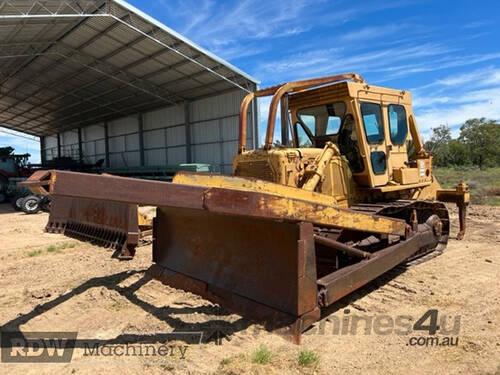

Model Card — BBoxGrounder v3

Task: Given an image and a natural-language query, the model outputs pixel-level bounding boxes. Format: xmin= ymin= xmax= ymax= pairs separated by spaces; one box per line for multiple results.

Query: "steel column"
xmin=104 ymin=121 xmax=110 ymax=168
xmin=184 ymin=101 xmax=192 ymax=164
xmin=77 ymin=127 xmax=83 ymax=162
xmin=56 ymin=132 xmax=61 ymax=158
xmin=218 ymin=117 xmax=224 ymax=173
xmin=138 ymin=113 xmax=145 ymax=166
xmin=39 ymin=135 xmax=46 ymax=164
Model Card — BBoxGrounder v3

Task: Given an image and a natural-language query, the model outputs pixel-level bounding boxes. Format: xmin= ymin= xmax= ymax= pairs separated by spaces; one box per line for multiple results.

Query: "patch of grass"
xmin=434 ymin=167 xmax=500 ymax=205
xmin=46 ymin=242 xmax=77 ymax=254
xmin=218 ymin=353 xmax=246 ymax=371
xmin=46 ymin=245 xmax=57 ymax=253
xmin=298 ymin=349 xmax=320 ymax=367
xmin=27 ymin=249 xmax=42 ymax=257
xmin=484 ymin=196 xmax=500 ymax=206
xmin=251 ymin=344 xmax=272 ymax=364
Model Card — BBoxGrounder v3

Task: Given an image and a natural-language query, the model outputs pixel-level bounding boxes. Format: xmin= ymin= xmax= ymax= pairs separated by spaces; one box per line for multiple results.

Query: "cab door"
xmin=386 ymin=103 xmax=410 ymax=172
xmin=359 ymin=101 xmax=389 ymax=186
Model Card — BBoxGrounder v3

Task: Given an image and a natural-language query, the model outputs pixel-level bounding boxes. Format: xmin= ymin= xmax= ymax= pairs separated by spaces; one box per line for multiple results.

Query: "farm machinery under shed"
xmin=22 ymin=73 xmax=469 ymax=343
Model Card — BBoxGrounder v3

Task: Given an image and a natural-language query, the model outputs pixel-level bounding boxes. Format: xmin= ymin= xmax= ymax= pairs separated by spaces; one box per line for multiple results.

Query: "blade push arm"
xmin=21 ymin=170 xmax=407 ymax=237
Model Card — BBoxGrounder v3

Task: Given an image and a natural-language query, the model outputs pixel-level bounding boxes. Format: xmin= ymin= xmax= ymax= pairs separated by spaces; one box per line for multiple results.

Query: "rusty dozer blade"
xmin=47 ymin=196 xmax=139 ymax=259
xmin=20 ymin=170 xmax=145 ymax=259
xmin=21 ymin=170 xmax=444 ymax=343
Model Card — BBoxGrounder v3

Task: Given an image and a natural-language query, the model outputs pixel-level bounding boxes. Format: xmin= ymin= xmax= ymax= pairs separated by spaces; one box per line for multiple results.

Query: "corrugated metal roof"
xmin=0 ymin=0 xmax=259 ymax=136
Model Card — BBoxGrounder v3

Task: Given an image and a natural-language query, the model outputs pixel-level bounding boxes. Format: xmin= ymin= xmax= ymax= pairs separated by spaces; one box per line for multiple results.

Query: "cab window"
xmin=338 ymin=114 xmax=364 ymax=173
xmin=297 ymin=102 xmax=346 ymax=137
xmin=388 ymin=104 xmax=408 ymax=145
xmin=370 ymin=151 xmax=387 ymax=174
xmin=361 ymin=102 xmax=384 ymax=144
xmin=296 ymin=124 xmax=312 ymax=147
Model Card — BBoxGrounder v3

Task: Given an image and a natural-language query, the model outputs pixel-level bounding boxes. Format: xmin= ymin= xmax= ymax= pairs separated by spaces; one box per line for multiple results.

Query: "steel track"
xmin=350 ymin=200 xmax=450 ymax=265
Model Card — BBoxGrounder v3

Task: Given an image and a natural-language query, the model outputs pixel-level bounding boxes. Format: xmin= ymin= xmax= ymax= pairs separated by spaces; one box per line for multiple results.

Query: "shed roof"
xmin=0 ymin=0 xmax=259 ymax=136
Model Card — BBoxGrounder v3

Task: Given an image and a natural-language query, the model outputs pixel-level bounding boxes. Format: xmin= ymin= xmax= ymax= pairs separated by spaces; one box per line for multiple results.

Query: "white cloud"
xmin=411 ymin=68 xmax=500 ymax=135
xmin=412 ymin=67 xmax=500 ymax=106
xmin=339 ymin=23 xmax=410 ymax=42
xmin=153 ymin=0 xmax=326 ymax=62
xmin=462 ymin=21 xmax=490 ymax=29
xmin=175 ymin=0 xmax=317 ymax=45
xmin=416 ymin=98 xmax=500 ymax=136
xmin=383 ymin=52 xmax=500 ymax=78
xmin=254 ymin=35 xmax=500 ymax=89
xmin=413 ymin=66 xmax=500 ymax=93
xmin=157 ymin=0 xmax=420 ymax=63
xmin=254 ymin=42 xmax=455 ymax=83
xmin=209 ymin=44 xmax=268 ymax=61
xmin=414 ymin=86 xmax=500 ymax=108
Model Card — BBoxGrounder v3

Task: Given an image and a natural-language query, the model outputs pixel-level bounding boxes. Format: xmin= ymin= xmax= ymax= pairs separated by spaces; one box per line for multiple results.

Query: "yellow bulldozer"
xmin=22 ymin=73 xmax=469 ymax=343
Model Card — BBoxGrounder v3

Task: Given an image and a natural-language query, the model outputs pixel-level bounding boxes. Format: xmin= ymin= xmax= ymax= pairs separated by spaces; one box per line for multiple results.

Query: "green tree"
xmin=459 ymin=118 xmax=500 ymax=168
xmin=424 ymin=124 xmax=452 ymax=167
xmin=448 ymin=139 xmax=469 ymax=166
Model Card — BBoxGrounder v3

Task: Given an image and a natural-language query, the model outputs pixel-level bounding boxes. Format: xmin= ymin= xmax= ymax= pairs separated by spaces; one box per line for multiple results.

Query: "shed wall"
xmin=41 ymin=90 xmax=257 ymax=173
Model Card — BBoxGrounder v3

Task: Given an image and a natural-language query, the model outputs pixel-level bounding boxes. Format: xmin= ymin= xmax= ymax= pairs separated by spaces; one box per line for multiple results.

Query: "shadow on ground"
xmin=0 ymin=268 xmax=253 ymax=346
xmin=0 ymin=259 xmax=409 ymax=346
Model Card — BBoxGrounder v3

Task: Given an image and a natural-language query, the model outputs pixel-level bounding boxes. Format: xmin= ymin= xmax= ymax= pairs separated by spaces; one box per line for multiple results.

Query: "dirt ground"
xmin=0 ymin=203 xmax=498 ymax=374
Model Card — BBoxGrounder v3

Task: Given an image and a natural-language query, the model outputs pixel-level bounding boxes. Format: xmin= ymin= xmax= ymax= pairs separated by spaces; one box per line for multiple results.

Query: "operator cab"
xmin=235 ymin=74 xmax=432 ymax=191
xmin=286 ymin=80 xmax=428 ymax=188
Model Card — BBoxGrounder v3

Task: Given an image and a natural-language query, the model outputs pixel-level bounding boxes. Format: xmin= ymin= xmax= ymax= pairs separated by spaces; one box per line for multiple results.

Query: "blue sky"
xmin=2 ymin=0 xmax=499 ymax=161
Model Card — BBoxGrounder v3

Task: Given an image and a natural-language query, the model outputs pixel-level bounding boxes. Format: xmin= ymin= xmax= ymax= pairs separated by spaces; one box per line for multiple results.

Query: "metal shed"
xmin=0 ymin=0 xmax=259 ymax=173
